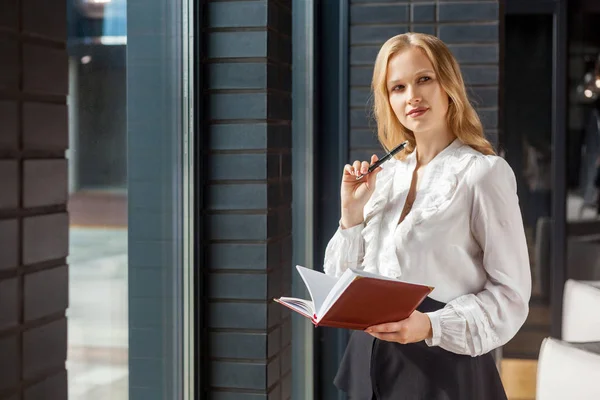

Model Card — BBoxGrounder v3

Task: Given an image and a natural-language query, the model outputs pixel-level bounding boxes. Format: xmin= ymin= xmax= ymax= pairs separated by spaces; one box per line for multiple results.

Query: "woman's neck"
xmin=414 ymin=129 xmax=456 ymax=166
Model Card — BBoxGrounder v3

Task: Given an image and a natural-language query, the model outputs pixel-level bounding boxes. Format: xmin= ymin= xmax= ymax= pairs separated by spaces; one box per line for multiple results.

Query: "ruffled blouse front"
xmin=323 ymin=138 xmax=532 ymax=357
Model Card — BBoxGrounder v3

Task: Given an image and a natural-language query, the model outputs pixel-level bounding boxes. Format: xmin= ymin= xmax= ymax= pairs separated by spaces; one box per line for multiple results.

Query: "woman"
xmin=323 ymin=33 xmax=531 ymax=399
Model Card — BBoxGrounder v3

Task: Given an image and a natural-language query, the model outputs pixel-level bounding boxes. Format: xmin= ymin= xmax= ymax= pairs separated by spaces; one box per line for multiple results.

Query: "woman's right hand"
xmin=340 ymin=154 xmax=383 ymax=228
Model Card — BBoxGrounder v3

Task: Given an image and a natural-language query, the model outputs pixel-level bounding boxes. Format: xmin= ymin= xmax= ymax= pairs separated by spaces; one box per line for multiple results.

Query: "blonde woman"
xmin=323 ymin=33 xmax=531 ymax=399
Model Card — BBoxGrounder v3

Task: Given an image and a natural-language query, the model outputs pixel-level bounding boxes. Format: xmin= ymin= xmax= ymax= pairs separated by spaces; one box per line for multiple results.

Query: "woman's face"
xmin=386 ymin=47 xmax=449 ymax=136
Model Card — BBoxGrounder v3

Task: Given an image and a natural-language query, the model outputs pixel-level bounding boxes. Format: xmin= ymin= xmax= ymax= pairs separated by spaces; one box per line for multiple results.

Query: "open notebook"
xmin=274 ymin=266 xmax=433 ymax=330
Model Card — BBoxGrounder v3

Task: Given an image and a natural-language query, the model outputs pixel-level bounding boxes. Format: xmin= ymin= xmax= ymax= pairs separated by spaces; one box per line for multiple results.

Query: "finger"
xmin=371 ymin=154 xmax=383 ymax=176
xmin=366 ymin=322 xmax=402 ymax=333
xmin=343 ymin=164 xmax=353 ymax=176
xmin=360 ymin=161 xmax=370 ymax=175
xmin=365 ymin=166 xmax=382 ymax=189
xmin=364 ymin=154 xmax=381 ymax=185
xmin=352 ymin=160 xmax=361 ymax=175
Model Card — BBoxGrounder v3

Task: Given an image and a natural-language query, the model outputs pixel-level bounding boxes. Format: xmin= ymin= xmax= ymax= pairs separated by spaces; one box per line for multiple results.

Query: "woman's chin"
xmin=406 ymin=121 xmax=430 ymax=134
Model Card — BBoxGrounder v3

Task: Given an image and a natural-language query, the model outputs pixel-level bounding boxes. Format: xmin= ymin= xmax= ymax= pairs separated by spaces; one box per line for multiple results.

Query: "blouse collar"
xmin=407 ymin=137 xmax=462 ymax=167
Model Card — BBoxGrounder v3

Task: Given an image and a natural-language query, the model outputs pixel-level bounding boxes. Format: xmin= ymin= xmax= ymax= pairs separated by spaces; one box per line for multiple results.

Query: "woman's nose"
xmin=407 ymin=86 xmax=421 ymax=104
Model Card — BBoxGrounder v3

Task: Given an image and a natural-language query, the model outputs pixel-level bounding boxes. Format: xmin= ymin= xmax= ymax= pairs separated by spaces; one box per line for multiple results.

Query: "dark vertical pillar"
xmin=551 ymin=0 xmax=568 ymax=340
xmin=315 ymin=1 xmax=349 ymax=398
xmin=127 ymin=0 xmax=187 ymax=398
xmin=0 ymin=0 xmax=69 ymax=398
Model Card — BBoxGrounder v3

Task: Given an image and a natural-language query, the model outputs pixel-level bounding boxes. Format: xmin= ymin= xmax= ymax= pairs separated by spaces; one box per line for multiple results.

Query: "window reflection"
xmin=503 ymin=14 xmax=553 ymax=359
xmin=566 ymin=11 xmax=600 ymax=289
xmin=570 ymin=54 xmax=600 ymax=221
xmin=66 ymin=0 xmax=128 ymax=398
xmin=503 ymin=11 xmax=600 ymax=364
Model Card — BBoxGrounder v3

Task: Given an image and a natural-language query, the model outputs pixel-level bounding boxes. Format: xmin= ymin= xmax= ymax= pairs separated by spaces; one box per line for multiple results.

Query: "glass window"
xmin=66 ymin=2 xmax=128 ymax=398
xmin=503 ymin=14 xmax=554 ymax=359
xmin=66 ymin=0 xmax=193 ymax=398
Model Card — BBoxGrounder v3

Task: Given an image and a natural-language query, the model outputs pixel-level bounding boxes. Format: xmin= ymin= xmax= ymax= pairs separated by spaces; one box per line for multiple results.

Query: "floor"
xmin=501 ymin=359 xmax=538 ymax=400
xmin=66 ymin=226 xmax=129 ymax=400
xmin=68 ymin=190 xmax=127 ymax=227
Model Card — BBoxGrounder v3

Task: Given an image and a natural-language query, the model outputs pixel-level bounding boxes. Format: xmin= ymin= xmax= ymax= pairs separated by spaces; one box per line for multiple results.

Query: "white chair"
xmin=562 ymin=279 xmax=600 ymax=342
xmin=536 ymin=338 xmax=600 ymax=400
xmin=536 ymin=280 xmax=600 ymax=399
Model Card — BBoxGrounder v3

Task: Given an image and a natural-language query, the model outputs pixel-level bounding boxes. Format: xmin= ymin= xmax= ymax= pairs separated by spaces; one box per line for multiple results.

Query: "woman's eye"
xmin=392 ymin=85 xmax=404 ymax=91
xmin=419 ymin=76 xmax=431 ymax=83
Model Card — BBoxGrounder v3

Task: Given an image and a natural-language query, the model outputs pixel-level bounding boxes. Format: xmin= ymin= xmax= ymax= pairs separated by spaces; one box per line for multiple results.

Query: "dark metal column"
xmin=551 ymin=0 xmax=568 ymax=339
xmin=315 ymin=1 xmax=350 ymax=399
xmin=292 ymin=1 xmax=317 ymax=399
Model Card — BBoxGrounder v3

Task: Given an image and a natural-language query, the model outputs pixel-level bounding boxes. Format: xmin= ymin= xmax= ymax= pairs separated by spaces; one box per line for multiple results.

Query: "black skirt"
xmin=333 ymin=297 xmax=508 ymax=400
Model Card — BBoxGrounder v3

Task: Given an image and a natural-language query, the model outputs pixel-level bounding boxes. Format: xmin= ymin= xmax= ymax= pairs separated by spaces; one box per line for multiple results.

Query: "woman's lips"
xmin=408 ymin=108 xmax=428 ymax=118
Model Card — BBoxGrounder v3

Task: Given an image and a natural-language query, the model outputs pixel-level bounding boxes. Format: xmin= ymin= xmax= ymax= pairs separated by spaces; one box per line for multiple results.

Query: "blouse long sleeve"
xmin=323 ymin=222 xmax=366 ymax=278
xmin=425 ymin=157 xmax=532 ymax=356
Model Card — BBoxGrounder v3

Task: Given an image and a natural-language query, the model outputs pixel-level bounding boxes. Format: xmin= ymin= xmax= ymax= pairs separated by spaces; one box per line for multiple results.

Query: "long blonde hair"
xmin=371 ymin=32 xmax=495 ymax=158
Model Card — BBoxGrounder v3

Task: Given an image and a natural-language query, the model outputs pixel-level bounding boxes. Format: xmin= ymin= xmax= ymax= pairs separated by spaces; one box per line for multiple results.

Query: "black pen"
xmin=355 ymin=140 xmax=409 ymax=180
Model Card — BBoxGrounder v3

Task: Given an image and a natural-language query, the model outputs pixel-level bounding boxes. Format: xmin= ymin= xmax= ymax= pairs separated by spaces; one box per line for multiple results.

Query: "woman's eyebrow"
xmin=387 ymin=69 xmax=435 ymax=86
xmin=415 ymin=69 xmax=434 ymax=75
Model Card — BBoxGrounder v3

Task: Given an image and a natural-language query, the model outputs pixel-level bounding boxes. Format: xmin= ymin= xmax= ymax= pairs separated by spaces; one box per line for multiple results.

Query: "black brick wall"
xmin=348 ymin=0 xmax=500 ymax=162
xmin=202 ymin=0 xmax=292 ymax=399
xmin=0 ymin=0 xmax=69 ymax=399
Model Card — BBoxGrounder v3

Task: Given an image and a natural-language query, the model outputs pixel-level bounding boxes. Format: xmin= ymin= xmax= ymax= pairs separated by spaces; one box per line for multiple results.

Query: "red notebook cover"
xmin=277 ymin=276 xmax=433 ymax=331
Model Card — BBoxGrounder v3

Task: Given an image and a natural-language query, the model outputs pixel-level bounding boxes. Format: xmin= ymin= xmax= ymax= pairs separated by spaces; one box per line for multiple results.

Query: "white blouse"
xmin=323 ymin=138 xmax=531 ymax=357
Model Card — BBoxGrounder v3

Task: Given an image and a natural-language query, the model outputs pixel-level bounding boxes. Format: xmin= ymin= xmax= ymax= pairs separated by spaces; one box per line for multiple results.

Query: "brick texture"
xmin=202 ymin=0 xmax=292 ymax=398
xmin=0 ymin=0 xmax=69 ymax=398
xmin=348 ymin=0 xmax=500 ymax=162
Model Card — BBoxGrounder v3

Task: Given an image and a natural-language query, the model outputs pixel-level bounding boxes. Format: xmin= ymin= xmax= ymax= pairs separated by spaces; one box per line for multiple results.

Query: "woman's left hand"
xmin=365 ymin=311 xmax=433 ymax=344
